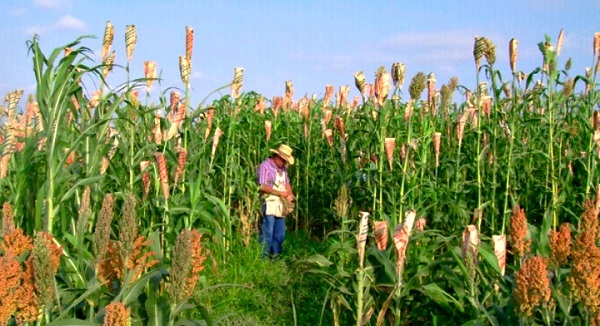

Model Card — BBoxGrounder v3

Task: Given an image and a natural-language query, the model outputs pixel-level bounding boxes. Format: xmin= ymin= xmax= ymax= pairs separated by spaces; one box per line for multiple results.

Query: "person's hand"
xmin=285 ymin=193 xmax=295 ymax=202
xmin=277 ymin=189 xmax=289 ymax=198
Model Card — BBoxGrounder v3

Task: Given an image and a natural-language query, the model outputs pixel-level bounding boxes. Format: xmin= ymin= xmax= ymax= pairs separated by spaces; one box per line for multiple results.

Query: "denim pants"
xmin=259 ymin=205 xmax=285 ymax=257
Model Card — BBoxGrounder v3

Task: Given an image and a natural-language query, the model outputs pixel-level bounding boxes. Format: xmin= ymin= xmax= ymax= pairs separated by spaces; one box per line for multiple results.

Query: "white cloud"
xmin=25 ymin=14 xmax=86 ymax=36
xmin=56 ymin=15 xmax=86 ymax=31
xmin=378 ymin=30 xmax=513 ymax=71
xmin=25 ymin=25 xmax=44 ymax=36
xmin=33 ymin=0 xmax=67 ymax=9
xmin=289 ymin=30 xmax=486 ymax=76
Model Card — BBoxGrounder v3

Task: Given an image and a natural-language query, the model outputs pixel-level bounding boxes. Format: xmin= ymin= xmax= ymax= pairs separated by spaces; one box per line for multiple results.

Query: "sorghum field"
xmin=1 ymin=22 xmax=600 ymax=325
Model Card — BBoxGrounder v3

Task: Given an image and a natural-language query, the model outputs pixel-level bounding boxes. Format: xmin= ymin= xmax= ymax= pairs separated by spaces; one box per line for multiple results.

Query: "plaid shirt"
xmin=257 ymin=157 xmax=289 ymax=188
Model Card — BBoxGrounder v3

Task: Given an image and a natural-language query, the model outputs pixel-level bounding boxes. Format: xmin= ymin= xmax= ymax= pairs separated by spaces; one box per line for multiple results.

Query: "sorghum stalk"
xmin=154 ymin=151 xmax=170 ymax=256
xmin=487 ymin=52 xmax=501 ymax=233
xmin=501 ymin=125 xmax=515 ymax=234
xmin=399 ymin=100 xmax=414 ymax=216
xmin=539 ymin=38 xmax=560 ymax=228
xmin=472 ymin=36 xmax=488 ymax=231
xmin=503 ymin=38 xmax=519 ymax=234
xmin=29 ymin=37 xmax=87 ymax=233
xmin=475 ymin=106 xmax=483 ymax=232
xmin=375 ymin=97 xmax=390 ymax=217
xmin=454 ymin=108 xmax=467 ymax=213
xmin=418 ymin=114 xmax=431 ymax=190
xmin=303 ymin=100 xmax=314 ymax=231
xmin=585 ymin=34 xmax=600 ymax=197
xmin=181 ymin=27 xmax=194 ymax=195
xmin=356 ymin=211 xmax=369 ymax=326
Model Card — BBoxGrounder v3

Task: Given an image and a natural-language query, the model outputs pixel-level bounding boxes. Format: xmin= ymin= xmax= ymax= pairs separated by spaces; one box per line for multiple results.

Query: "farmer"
xmin=257 ymin=144 xmax=295 ymax=258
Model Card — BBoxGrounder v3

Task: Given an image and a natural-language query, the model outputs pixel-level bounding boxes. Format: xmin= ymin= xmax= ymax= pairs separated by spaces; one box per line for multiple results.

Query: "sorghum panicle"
xmin=374 ymin=220 xmax=388 ymax=251
xmin=101 ymin=20 xmax=114 ymax=61
xmin=408 ymin=72 xmax=427 ymax=101
xmin=33 ymin=232 xmax=62 ymax=308
xmin=473 ymin=36 xmax=486 ymax=69
xmin=354 ymin=71 xmax=366 ymax=97
xmin=510 ymin=204 xmax=530 ymax=259
xmin=2 ymin=202 xmax=14 ymax=237
xmin=166 ymin=230 xmax=192 ymax=302
xmin=119 ymin=193 xmax=138 ymax=263
xmin=125 ymin=25 xmax=137 ymax=62
xmin=1 ymin=228 xmax=33 ymax=258
xmin=167 ymin=229 xmax=207 ymax=302
xmin=579 ymin=199 xmax=599 ymax=241
xmin=549 ymin=222 xmax=571 ymax=268
xmin=0 ymin=256 xmax=36 ymax=324
xmin=103 ymin=302 xmax=131 ymax=326
xmin=567 ymin=248 xmax=600 ymax=315
xmin=76 ymin=186 xmax=91 ymax=237
xmin=483 ymin=38 xmax=496 ymax=66
xmin=184 ymin=230 xmax=206 ymax=297
xmin=357 ymin=212 xmax=369 ymax=269
xmin=94 ymin=194 xmax=114 ymax=264
xmin=513 ymin=256 xmax=553 ymax=317
xmin=185 ymin=26 xmax=194 ymax=61
xmin=567 ymin=200 xmax=600 ymax=315
xmin=384 ymin=137 xmax=395 ymax=170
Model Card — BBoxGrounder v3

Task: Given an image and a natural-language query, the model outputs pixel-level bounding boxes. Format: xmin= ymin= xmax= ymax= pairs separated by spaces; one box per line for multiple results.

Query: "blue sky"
xmin=0 ymin=0 xmax=599 ymax=106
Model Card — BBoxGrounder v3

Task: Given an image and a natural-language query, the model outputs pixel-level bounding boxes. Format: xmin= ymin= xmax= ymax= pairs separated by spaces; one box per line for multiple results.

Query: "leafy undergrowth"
xmin=197 ymin=230 xmax=330 ymax=325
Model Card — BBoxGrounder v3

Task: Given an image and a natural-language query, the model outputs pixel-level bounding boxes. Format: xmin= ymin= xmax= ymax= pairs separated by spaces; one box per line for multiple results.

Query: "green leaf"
xmin=56 ymin=279 xmax=104 ymax=320
xmin=60 ymin=176 xmax=105 ymax=202
xmin=175 ymin=320 xmax=207 ymax=326
xmin=116 ymin=269 xmax=161 ymax=305
xmin=553 ymin=288 xmax=574 ymax=323
xmin=418 ymin=283 xmax=464 ymax=313
xmin=301 ymin=254 xmax=333 ymax=267
xmin=168 ymin=207 xmax=191 ymax=215
xmin=146 ymin=294 xmax=170 ymax=326
xmin=47 ymin=319 xmax=99 ymax=326
xmin=478 ymin=244 xmax=501 ymax=275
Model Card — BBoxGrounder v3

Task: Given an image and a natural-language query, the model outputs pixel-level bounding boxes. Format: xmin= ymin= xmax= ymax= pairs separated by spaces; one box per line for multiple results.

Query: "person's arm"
xmin=259 ymin=184 xmax=288 ymax=197
xmin=257 ymin=162 xmax=289 ymax=197
xmin=284 ymin=183 xmax=294 ymax=202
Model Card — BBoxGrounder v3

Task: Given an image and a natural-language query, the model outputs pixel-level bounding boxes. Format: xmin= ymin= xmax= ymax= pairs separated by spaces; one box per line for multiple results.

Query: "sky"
xmin=0 ymin=0 xmax=599 ymax=107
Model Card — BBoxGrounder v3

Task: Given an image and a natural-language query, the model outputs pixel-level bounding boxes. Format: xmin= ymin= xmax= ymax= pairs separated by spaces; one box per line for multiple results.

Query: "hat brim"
xmin=270 ymin=149 xmax=295 ymax=165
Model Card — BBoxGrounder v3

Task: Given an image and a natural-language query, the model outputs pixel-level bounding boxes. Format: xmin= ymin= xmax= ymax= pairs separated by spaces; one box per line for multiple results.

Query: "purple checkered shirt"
xmin=257 ymin=157 xmax=289 ymax=188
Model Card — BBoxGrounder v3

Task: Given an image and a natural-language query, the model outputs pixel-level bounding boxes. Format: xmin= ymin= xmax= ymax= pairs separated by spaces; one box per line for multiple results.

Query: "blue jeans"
xmin=259 ymin=205 xmax=286 ymax=258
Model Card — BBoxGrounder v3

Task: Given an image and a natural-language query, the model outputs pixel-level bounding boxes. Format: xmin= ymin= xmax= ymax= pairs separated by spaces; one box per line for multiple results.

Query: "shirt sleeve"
xmin=257 ymin=162 xmax=269 ymax=186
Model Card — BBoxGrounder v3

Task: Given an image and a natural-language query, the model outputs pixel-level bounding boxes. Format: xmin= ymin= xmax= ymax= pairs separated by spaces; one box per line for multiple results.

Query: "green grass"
xmin=198 ymin=230 xmax=330 ymax=325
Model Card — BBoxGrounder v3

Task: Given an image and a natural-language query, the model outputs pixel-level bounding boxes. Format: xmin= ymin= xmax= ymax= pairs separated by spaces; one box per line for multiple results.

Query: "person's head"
xmin=269 ymin=144 xmax=295 ymax=167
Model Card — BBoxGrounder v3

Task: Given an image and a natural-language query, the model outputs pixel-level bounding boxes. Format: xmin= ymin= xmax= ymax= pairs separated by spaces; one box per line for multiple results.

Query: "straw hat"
xmin=270 ymin=144 xmax=295 ymax=165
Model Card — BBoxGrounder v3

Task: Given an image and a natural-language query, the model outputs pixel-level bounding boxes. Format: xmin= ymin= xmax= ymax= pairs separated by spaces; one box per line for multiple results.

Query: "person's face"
xmin=273 ymin=155 xmax=286 ymax=168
